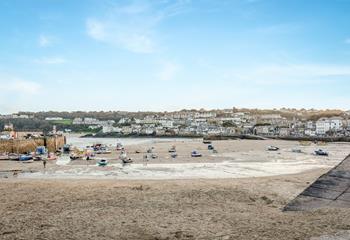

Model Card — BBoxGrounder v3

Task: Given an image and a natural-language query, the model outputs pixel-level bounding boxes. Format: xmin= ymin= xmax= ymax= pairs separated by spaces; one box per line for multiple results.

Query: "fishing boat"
xmin=19 ymin=154 xmax=33 ymax=161
xmin=122 ymin=158 xmax=133 ymax=164
xmin=95 ymin=148 xmax=112 ymax=154
xmin=36 ymin=146 xmax=47 ymax=155
xmin=70 ymin=153 xmax=82 ymax=160
xmin=168 ymin=146 xmax=176 ymax=153
xmin=147 ymin=148 xmax=153 ymax=153
xmin=0 ymin=154 xmax=9 ymax=160
xmin=8 ymin=153 xmax=20 ymax=161
xmin=267 ymin=146 xmax=279 ymax=151
xmin=191 ymin=150 xmax=202 ymax=157
xmin=315 ymin=149 xmax=328 ymax=156
xmin=98 ymin=159 xmax=108 ymax=166
xmin=120 ymin=150 xmax=132 ymax=164
xmin=63 ymin=144 xmax=71 ymax=153
xmin=116 ymin=143 xmax=124 ymax=151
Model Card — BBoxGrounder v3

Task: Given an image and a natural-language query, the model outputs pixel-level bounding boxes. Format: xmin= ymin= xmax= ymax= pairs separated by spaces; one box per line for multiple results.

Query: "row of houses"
xmin=15 ymin=110 xmax=350 ymax=137
xmin=72 ymin=117 xmax=115 ymax=126
xmin=254 ymin=117 xmax=348 ymax=137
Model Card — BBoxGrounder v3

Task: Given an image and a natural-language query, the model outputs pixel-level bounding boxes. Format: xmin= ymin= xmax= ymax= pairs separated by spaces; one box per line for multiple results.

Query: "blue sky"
xmin=1 ymin=0 xmax=350 ymax=113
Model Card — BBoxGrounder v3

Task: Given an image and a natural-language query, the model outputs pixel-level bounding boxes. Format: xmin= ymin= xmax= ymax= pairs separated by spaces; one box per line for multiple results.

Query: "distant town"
xmin=1 ymin=108 xmax=350 ymax=140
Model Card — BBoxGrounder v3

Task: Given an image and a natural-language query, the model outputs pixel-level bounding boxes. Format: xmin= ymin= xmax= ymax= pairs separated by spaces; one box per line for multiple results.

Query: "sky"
xmin=1 ymin=0 xmax=350 ymax=113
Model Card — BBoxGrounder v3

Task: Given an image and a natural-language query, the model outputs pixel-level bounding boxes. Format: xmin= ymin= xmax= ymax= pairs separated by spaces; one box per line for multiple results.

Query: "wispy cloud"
xmin=34 ymin=57 xmax=66 ymax=64
xmin=158 ymin=61 xmax=181 ymax=81
xmin=0 ymin=79 xmax=42 ymax=94
xmin=38 ymin=34 xmax=56 ymax=47
xmin=86 ymin=0 xmax=190 ymax=53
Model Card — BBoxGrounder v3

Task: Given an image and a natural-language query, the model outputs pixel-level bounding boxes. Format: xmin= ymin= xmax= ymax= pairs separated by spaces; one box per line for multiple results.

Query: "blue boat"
xmin=36 ymin=146 xmax=47 ymax=155
xmin=19 ymin=154 xmax=33 ymax=161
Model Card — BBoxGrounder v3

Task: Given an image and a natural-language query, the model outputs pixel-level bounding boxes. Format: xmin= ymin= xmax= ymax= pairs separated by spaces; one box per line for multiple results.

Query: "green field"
xmin=51 ymin=119 xmax=73 ymax=125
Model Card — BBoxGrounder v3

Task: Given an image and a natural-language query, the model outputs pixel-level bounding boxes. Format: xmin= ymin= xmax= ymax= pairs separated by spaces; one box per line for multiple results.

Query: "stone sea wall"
xmin=0 ymin=135 xmax=66 ymax=153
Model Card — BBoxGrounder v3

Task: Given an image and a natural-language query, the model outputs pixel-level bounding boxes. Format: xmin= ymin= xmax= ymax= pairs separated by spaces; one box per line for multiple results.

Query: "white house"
xmin=73 ymin=118 xmax=83 ymax=124
xmin=316 ymin=117 xmax=343 ymax=135
xmin=45 ymin=117 xmax=63 ymax=121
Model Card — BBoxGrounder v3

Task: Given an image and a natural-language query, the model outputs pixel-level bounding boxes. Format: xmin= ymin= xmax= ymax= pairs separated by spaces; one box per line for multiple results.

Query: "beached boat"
xmin=98 ymin=159 xmax=108 ymax=166
xmin=267 ymin=146 xmax=279 ymax=151
xmin=315 ymin=149 xmax=328 ymax=156
xmin=70 ymin=153 xmax=82 ymax=160
xmin=36 ymin=146 xmax=47 ymax=155
xmin=203 ymin=140 xmax=212 ymax=144
xmin=120 ymin=151 xmax=133 ymax=164
xmin=19 ymin=154 xmax=33 ymax=161
xmin=8 ymin=153 xmax=20 ymax=161
xmin=191 ymin=151 xmax=202 ymax=157
xmin=171 ymin=152 xmax=178 ymax=158
xmin=63 ymin=144 xmax=71 ymax=153
xmin=208 ymin=144 xmax=214 ymax=150
xmin=147 ymin=148 xmax=153 ymax=153
xmin=116 ymin=143 xmax=124 ymax=151
xmin=95 ymin=148 xmax=112 ymax=154
xmin=168 ymin=146 xmax=176 ymax=153
xmin=0 ymin=154 xmax=9 ymax=160
xmin=122 ymin=158 xmax=133 ymax=164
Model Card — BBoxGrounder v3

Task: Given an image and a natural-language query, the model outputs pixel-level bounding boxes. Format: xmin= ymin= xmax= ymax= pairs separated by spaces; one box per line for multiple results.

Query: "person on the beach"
xmin=43 ymin=159 xmax=47 ymax=169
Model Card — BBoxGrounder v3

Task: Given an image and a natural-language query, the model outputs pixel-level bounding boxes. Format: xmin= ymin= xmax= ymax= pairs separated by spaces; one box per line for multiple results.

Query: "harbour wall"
xmin=0 ymin=135 xmax=66 ymax=153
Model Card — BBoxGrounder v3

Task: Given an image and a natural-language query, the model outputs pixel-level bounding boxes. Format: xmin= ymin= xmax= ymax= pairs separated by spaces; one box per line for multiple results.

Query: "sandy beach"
xmin=2 ymin=170 xmax=350 ymax=240
xmin=1 ymin=139 xmax=350 ymax=239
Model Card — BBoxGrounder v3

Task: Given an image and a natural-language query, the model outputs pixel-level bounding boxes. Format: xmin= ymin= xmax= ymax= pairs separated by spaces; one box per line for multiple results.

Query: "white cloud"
xmin=158 ymin=61 xmax=181 ymax=81
xmin=86 ymin=0 xmax=190 ymax=53
xmin=34 ymin=57 xmax=66 ymax=64
xmin=38 ymin=34 xmax=55 ymax=47
xmin=0 ymin=79 xmax=41 ymax=94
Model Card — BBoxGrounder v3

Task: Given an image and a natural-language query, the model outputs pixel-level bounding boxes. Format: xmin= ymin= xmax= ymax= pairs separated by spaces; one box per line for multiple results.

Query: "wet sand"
xmin=1 ymin=139 xmax=349 ymax=180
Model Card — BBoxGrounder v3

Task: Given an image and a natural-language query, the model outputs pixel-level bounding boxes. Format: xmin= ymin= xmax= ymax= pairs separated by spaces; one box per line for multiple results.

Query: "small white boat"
xmin=168 ymin=146 xmax=176 ymax=153
xmin=191 ymin=150 xmax=202 ymax=157
xmin=267 ymin=146 xmax=279 ymax=151
xmin=315 ymin=149 xmax=328 ymax=156
xmin=0 ymin=154 xmax=9 ymax=160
